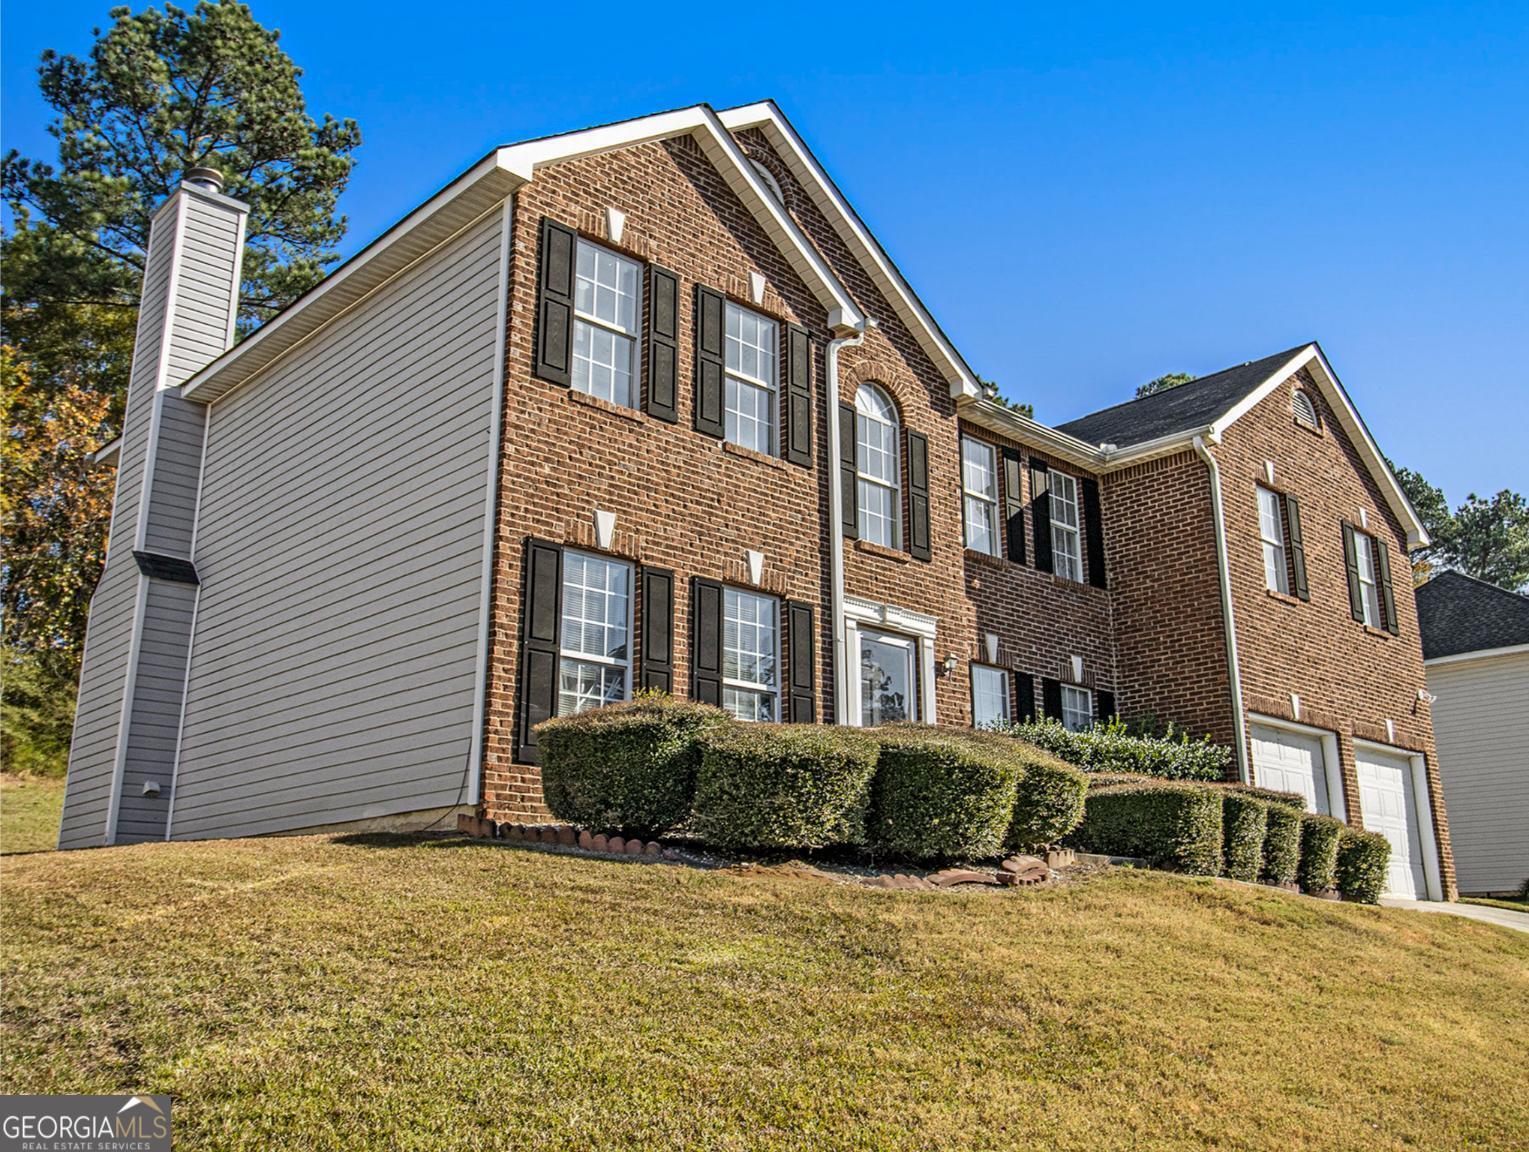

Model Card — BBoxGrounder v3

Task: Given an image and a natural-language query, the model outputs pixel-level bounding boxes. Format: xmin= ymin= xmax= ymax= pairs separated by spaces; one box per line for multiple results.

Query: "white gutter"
xmin=1193 ymin=434 xmax=1250 ymax=784
xmin=825 ymin=323 xmax=868 ymax=724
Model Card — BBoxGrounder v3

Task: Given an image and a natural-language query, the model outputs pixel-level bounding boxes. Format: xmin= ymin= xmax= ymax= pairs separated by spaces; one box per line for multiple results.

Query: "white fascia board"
xmin=89 ymin=438 xmax=123 ymax=467
xmin=956 ymin=397 xmax=1104 ymax=469
xmin=718 ymin=102 xmax=982 ymax=398
xmin=1208 ymin=342 xmax=1430 ymax=549
xmin=1097 ymin=425 xmax=1220 ymax=470
xmin=502 ymin=105 xmax=862 ymax=333
xmin=181 ymin=150 xmax=528 ymax=402
xmin=1425 ymin=642 xmax=1529 ymax=667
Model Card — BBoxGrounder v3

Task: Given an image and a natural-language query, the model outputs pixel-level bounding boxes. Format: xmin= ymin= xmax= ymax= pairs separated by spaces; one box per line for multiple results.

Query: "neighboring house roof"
xmin=1417 ymin=570 xmax=1529 ymax=661
xmin=89 ymin=437 xmax=122 ymax=466
xmin=1055 ymin=345 xmax=1312 ymax=449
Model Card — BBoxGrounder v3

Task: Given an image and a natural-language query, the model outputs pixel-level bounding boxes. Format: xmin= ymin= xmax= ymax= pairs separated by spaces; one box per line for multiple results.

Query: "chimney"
xmin=56 ymin=171 xmax=249 ymax=848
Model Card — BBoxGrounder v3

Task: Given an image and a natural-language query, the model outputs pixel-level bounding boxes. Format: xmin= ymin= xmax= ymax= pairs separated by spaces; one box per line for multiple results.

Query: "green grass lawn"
xmin=0 ymin=773 xmax=64 ymax=855
xmin=2 ymin=831 xmax=1526 ymax=1151
xmin=1461 ymin=894 xmax=1529 ymax=913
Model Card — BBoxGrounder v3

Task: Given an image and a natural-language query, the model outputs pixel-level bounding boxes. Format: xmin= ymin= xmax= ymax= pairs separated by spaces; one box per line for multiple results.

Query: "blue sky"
xmin=5 ymin=1 xmax=1526 ymax=501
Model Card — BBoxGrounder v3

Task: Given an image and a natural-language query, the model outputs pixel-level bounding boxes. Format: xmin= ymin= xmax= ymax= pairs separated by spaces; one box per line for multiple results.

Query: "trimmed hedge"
xmin=1221 ymin=794 xmax=1269 ymax=883
xmin=1260 ymin=803 xmax=1303 ymax=887
xmin=1007 ymin=752 xmax=1089 ymax=851
xmin=869 ymin=726 xmax=1023 ymax=861
xmin=536 ymin=696 xmax=729 ymax=834
xmin=1298 ymin=814 xmax=1346 ymax=894
xmin=1223 ymin=783 xmax=1308 ymax=811
xmin=1000 ymin=719 xmax=1231 ymax=782
xmin=1068 ymin=782 xmax=1224 ymax=875
xmin=692 ymin=724 xmax=879 ymax=851
xmin=1336 ymin=828 xmax=1392 ymax=904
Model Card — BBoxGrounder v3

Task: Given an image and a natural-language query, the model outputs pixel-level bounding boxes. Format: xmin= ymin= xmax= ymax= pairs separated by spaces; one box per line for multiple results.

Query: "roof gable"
xmin=1417 ymin=570 xmax=1529 ymax=660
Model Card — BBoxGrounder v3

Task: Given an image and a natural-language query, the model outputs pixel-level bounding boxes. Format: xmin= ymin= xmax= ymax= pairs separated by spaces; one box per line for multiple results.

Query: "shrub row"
xmin=535 ymin=700 xmax=1087 ymax=861
xmin=998 ymin=718 xmax=1232 ymax=782
xmin=1064 ymin=776 xmax=1390 ymax=903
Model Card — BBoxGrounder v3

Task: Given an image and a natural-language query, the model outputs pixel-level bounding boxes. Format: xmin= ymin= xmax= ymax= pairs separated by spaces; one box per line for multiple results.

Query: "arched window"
xmin=855 ymin=383 xmax=901 ymax=547
xmin=1292 ymin=389 xmax=1320 ymax=429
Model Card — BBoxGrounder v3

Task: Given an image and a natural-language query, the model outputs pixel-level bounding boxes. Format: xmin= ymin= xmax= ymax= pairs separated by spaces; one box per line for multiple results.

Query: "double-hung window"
xmin=1060 ymin=684 xmax=1093 ymax=733
xmin=572 ymin=240 xmax=642 ymax=407
xmin=855 ymin=384 xmax=901 ymax=547
xmin=971 ymin=665 xmax=1010 ymax=728
xmin=724 ymin=302 xmax=778 ymax=454
xmin=1257 ymin=486 xmax=1290 ymax=594
xmin=558 ymin=551 xmax=632 ymax=715
xmin=962 ymin=437 xmax=999 ymax=555
xmin=722 ymin=588 xmax=779 ymax=721
xmin=1352 ymin=530 xmax=1383 ymax=627
xmin=1049 ymin=472 xmax=1083 ymax=582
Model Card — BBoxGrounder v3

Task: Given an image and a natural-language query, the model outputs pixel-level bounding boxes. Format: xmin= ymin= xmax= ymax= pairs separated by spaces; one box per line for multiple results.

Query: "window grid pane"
xmin=723 ymin=588 xmax=778 ymax=722
xmin=571 ymin=240 xmax=641 ymax=409
xmin=557 ymin=552 xmax=631 ymax=716
xmin=972 ymin=665 xmax=1010 ymax=728
xmin=1061 ymin=685 xmax=1093 ymax=733
xmin=725 ymin=303 xmax=778 ymax=455
xmin=1050 ymin=473 xmax=1083 ymax=581
xmin=962 ymin=437 xmax=999 ymax=555
xmin=856 ymin=387 xmax=901 ymax=548
xmin=1355 ymin=532 xmax=1382 ymax=627
xmin=1258 ymin=487 xmax=1289 ymax=594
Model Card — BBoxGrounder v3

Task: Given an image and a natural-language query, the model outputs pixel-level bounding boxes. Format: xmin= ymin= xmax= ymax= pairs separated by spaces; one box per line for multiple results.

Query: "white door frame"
xmin=1354 ymin=737 xmax=1444 ymax=902
xmin=843 ymin=594 xmax=938 ymax=726
xmin=1247 ymin=713 xmax=1347 ymax=822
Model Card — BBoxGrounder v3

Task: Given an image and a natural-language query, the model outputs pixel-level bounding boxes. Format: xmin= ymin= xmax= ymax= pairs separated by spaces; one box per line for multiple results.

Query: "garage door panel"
xmin=1251 ymin=723 xmax=1331 ymax=815
xmin=1357 ymin=747 xmax=1428 ymax=899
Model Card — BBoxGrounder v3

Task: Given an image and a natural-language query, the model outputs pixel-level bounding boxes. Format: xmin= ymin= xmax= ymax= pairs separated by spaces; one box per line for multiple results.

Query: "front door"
xmin=857 ymin=628 xmax=919 ymax=726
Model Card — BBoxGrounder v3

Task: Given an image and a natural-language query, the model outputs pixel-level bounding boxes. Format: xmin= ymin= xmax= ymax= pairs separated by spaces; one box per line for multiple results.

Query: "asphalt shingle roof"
xmin=1056 ymin=345 xmax=1313 ymax=449
xmin=1415 ymin=570 xmax=1529 ymax=660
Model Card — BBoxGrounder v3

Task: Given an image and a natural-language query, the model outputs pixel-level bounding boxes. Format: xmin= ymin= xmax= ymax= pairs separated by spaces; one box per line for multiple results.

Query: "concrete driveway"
xmin=1380 ymin=896 xmax=1529 ymax=935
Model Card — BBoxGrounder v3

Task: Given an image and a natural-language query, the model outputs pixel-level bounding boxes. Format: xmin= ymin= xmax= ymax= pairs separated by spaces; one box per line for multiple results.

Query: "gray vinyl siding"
xmin=114 ymin=580 xmax=198 ymax=843
xmin=57 ymin=563 xmax=140 ymax=848
xmin=142 ymin=394 xmax=207 ymax=555
xmin=169 ymin=207 xmax=503 ymax=839
xmin=1428 ymin=652 xmax=1529 ymax=894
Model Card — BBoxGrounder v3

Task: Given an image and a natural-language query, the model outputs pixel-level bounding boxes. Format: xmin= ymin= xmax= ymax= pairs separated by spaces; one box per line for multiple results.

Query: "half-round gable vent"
xmin=1292 ymin=388 xmax=1321 ymax=429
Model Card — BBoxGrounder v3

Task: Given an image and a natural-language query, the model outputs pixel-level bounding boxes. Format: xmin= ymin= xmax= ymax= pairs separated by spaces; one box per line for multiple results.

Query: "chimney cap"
xmin=184 ymin=166 xmax=225 ymax=193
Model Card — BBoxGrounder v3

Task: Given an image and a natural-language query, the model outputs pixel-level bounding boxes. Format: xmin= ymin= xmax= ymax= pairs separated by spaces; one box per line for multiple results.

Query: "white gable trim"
xmin=1208 ymin=343 xmax=1429 ymax=548
xmin=719 ymin=101 xmax=982 ymax=400
xmin=501 ymin=105 xmax=861 ymax=332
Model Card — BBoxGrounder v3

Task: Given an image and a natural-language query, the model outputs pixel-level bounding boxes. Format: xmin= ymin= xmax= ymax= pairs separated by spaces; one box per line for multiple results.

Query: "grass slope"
xmin=1 ymin=773 xmax=64 ymax=855
xmin=2 ymin=833 xmax=1526 ymax=1151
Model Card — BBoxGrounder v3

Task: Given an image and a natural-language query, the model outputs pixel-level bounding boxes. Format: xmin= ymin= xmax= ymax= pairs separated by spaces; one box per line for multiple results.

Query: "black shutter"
xmin=787 ymin=600 xmax=816 ymax=723
xmin=1285 ymin=494 xmax=1309 ymax=601
xmin=1375 ymin=539 xmax=1399 ymax=635
xmin=1041 ymin=677 xmax=1063 ymax=722
xmin=690 ymin=577 xmax=724 ymax=706
xmin=1014 ymin=672 xmax=1036 ymax=723
xmin=906 ymin=430 xmax=931 ymax=561
xmin=1002 ymin=448 xmax=1026 ymax=565
xmin=639 ymin=567 xmax=675 ymax=693
xmin=1081 ymin=477 xmax=1107 ymax=589
xmin=784 ymin=325 xmax=812 ymax=467
xmin=516 ymin=539 xmax=563 ymax=763
xmin=1030 ymin=461 xmax=1053 ymax=574
xmin=1342 ymin=522 xmax=1364 ymax=622
xmin=646 ymin=265 xmax=679 ymax=423
xmin=534 ymin=218 xmax=576 ymax=387
xmin=1096 ymin=689 xmax=1116 ymax=724
xmin=839 ymin=403 xmax=858 ymax=540
xmin=693 ymin=285 xmax=725 ymax=437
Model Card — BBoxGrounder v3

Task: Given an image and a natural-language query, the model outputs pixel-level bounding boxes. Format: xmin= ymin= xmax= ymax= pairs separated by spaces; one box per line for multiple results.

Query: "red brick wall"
xmin=1213 ymin=369 xmax=1454 ymax=895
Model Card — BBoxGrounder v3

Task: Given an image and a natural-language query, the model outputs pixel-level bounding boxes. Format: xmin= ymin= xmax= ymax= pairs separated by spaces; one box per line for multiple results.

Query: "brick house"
xmin=58 ymin=103 xmax=1453 ymax=899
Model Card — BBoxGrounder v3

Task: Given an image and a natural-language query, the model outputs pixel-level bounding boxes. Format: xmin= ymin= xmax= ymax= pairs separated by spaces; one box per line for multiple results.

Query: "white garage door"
xmin=1356 ymin=746 xmax=1428 ymax=899
xmin=1250 ymin=723 xmax=1332 ymax=814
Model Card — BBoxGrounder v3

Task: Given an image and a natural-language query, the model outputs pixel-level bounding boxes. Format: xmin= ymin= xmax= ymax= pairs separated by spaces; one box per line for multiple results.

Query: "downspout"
xmin=1193 ymin=434 xmax=1251 ymax=784
xmin=825 ymin=323 xmax=868 ymax=725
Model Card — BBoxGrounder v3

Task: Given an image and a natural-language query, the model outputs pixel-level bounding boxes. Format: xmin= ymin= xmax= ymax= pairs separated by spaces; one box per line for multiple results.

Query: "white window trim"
xmin=1049 ymin=471 xmax=1083 ymax=582
xmin=1354 ymin=530 xmax=1382 ymax=627
xmin=971 ymin=664 xmax=1010 ymax=728
xmin=1257 ymin=485 xmax=1289 ymax=594
xmin=1247 ymin=713 xmax=1347 ymax=822
xmin=1352 ymin=737 xmax=1444 ymax=901
xmin=571 ymin=238 xmax=643 ymax=409
xmin=557 ymin=550 xmax=635 ymax=715
xmin=961 ymin=435 xmax=999 ymax=556
xmin=724 ymin=301 xmax=778 ymax=455
xmin=855 ymin=384 xmax=901 ymax=547
xmin=721 ymin=586 xmax=781 ymax=722
xmin=1060 ymin=683 xmax=1093 ymax=732
xmin=842 ymin=595 xmax=938 ymax=726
